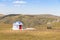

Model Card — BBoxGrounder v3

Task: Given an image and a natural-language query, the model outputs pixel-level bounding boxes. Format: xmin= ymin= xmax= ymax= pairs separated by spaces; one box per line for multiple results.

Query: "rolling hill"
xmin=0 ymin=14 xmax=60 ymax=28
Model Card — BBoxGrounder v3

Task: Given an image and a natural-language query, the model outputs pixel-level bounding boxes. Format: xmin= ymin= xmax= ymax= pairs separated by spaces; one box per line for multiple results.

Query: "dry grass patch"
xmin=0 ymin=30 xmax=60 ymax=40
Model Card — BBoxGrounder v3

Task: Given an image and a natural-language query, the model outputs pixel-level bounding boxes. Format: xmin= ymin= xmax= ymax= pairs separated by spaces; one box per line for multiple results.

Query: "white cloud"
xmin=13 ymin=0 xmax=27 ymax=6
xmin=13 ymin=4 xmax=21 ymax=6
xmin=13 ymin=1 xmax=26 ymax=4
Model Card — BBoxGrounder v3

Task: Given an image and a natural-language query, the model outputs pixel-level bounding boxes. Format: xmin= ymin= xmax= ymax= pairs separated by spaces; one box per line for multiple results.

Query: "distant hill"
xmin=0 ymin=14 xmax=60 ymax=27
xmin=0 ymin=14 xmax=4 ymax=17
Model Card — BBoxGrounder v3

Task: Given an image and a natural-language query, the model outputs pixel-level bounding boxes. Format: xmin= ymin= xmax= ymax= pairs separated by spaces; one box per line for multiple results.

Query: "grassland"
xmin=0 ymin=30 xmax=60 ymax=40
xmin=0 ymin=23 xmax=60 ymax=40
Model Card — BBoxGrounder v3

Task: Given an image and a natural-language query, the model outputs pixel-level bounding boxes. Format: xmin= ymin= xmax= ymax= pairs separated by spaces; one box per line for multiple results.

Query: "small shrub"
xmin=47 ymin=25 xmax=52 ymax=29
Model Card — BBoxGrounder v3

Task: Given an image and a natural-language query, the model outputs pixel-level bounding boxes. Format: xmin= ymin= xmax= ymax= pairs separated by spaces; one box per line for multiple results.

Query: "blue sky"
xmin=0 ymin=0 xmax=60 ymax=16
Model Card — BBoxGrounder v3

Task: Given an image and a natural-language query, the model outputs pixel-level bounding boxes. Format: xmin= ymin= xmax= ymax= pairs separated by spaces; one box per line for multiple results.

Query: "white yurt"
xmin=12 ymin=21 xmax=23 ymax=30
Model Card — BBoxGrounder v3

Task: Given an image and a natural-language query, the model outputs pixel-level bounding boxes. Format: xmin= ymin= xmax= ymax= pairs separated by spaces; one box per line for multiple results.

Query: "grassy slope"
xmin=0 ymin=14 xmax=60 ymax=28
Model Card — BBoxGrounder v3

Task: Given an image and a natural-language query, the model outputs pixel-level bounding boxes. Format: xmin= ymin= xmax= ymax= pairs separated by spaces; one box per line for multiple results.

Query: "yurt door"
xmin=19 ymin=25 xmax=22 ymax=30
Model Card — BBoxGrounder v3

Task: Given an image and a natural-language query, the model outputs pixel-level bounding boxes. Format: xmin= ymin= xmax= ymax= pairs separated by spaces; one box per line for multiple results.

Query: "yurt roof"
xmin=13 ymin=21 xmax=23 ymax=25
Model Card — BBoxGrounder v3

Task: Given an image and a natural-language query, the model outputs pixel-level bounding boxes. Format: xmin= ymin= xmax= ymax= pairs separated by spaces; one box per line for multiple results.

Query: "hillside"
xmin=0 ymin=14 xmax=60 ymax=28
xmin=0 ymin=14 xmax=4 ymax=17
